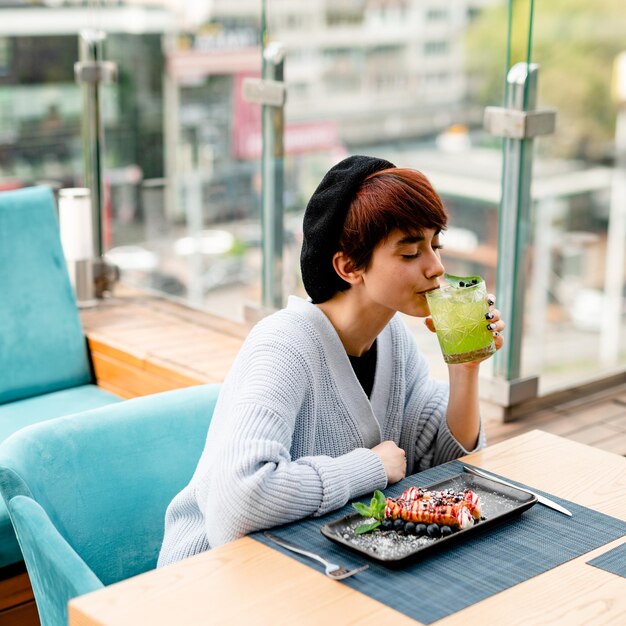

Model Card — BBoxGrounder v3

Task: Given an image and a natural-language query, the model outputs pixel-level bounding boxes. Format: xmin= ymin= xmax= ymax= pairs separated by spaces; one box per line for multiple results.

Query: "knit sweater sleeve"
xmin=197 ymin=324 xmax=387 ymax=548
xmin=397 ymin=320 xmax=486 ymax=472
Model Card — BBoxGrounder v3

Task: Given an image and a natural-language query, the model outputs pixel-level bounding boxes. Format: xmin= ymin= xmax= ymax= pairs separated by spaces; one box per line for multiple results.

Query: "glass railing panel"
xmin=519 ymin=0 xmax=626 ymax=393
xmin=0 ymin=3 xmax=264 ymax=323
xmin=7 ymin=3 xmax=621 ymax=393
xmin=0 ymin=30 xmax=86 ymax=191
xmin=265 ymin=0 xmax=510 ymax=380
xmin=477 ymin=0 xmax=540 ymax=398
xmin=99 ymin=7 xmax=264 ymax=322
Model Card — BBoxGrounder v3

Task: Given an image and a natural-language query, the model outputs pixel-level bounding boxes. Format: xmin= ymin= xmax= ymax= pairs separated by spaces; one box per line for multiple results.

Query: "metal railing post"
xmin=483 ymin=63 xmax=556 ymax=410
xmin=75 ymin=30 xmax=118 ymax=296
xmin=242 ymin=43 xmax=287 ymax=315
xmin=600 ymin=52 xmax=626 ymax=366
xmin=260 ymin=42 xmax=286 ymax=310
xmin=495 ymin=63 xmax=537 ymax=380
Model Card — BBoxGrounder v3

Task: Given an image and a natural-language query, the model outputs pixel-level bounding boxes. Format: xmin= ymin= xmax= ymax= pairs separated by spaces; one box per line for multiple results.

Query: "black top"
xmin=348 ymin=340 xmax=377 ymax=398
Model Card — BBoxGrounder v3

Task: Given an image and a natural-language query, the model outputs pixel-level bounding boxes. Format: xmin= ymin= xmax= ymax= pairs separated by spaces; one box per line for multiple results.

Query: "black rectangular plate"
xmin=320 ymin=472 xmax=538 ymax=564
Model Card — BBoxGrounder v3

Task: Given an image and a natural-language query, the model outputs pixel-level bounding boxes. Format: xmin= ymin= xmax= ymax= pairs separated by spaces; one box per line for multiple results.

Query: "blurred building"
xmin=185 ymin=0 xmax=500 ymax=147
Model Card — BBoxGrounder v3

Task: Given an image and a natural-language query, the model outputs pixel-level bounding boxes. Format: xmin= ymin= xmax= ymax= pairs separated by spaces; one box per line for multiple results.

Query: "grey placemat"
xmin=587 ymin=541 xmax=626 ymax=578
xmin=253 ymin=460 xmax=626 ymax=624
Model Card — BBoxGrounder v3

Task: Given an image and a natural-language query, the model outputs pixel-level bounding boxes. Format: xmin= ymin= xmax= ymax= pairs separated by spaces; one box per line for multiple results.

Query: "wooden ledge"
xmin=80 ymin=290 xmax=250 ymax=398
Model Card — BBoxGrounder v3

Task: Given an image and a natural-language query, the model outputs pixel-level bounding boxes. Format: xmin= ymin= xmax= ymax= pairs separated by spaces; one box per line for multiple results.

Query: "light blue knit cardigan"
xmin=158 ymin=296 xmax=484 ymax=566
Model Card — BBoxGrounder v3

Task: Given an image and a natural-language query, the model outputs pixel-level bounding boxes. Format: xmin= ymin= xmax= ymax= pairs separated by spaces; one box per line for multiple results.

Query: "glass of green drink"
xmin=425 ymin=274 xmax=496 ymax=364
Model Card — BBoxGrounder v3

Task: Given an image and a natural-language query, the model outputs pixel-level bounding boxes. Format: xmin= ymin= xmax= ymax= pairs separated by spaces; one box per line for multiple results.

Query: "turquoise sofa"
xmin=0 ymin=186 xmax=120 ymax=568
xmin=0 ymin=384 xmax=220 ymax=626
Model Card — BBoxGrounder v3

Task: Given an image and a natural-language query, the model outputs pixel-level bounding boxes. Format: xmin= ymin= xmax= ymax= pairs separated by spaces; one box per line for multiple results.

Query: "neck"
xmin=316 ymin=291 xmax=393 ymax=356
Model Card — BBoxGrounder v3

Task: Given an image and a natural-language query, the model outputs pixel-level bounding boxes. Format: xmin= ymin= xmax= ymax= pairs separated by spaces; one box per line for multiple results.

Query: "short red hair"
xmin=338 ymin=167 xmax=448 ymax=276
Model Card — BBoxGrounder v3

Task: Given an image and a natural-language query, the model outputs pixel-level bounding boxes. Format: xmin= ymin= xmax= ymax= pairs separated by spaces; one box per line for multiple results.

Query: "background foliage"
xmin=467 ymin=0 xmax=626 ymax=162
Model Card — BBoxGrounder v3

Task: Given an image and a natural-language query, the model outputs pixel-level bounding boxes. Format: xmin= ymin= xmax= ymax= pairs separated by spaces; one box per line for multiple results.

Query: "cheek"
xmin=391 ymin=265 xmax=418 ymax=284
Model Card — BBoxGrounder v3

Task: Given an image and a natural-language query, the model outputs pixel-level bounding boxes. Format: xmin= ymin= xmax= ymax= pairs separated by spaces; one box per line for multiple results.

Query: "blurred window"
xmin=424 ymin=41 xmax=450 ymax=56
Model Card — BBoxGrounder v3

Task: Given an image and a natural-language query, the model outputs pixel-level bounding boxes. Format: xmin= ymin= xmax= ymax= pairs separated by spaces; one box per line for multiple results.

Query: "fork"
xmin=263 ymin=532 xmax=369 ymax=580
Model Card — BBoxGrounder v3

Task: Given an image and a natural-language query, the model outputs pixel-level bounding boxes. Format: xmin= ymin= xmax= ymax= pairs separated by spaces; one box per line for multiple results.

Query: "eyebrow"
xmin=395 ymin=235 xmax=423 ymax=247
xmin=394 ymin=230 xmax=441 ymax=247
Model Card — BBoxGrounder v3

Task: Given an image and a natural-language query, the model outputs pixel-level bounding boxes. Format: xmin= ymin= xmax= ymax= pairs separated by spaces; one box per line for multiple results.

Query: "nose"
xmin=425 ymin=250 xmax=445 ymax=280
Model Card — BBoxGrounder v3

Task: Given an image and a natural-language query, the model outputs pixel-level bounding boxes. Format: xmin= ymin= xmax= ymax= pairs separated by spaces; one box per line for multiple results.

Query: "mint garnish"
xmin=351 ymin=489 xmax=387 ymax=534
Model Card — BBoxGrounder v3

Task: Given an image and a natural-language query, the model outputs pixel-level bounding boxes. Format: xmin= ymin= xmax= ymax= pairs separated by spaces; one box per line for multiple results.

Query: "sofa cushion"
xmin=0 ymin=385 xmax=120 ymax=444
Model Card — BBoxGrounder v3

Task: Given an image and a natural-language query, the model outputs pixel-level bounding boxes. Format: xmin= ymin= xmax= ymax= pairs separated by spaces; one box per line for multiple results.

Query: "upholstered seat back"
xmin=0 ymin=384 xmax=220 ymax=586
xmin=0 ymin=186 xmax=91 ymax=404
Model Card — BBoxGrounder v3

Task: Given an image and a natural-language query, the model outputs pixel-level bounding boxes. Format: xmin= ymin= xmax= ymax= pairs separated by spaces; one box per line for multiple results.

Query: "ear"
xmin=332 ymin=251 xmax=363 ymax=285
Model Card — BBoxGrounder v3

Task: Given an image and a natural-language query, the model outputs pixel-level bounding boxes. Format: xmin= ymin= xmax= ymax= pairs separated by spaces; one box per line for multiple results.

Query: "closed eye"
xmin=402 ymin=244 xmax=443 ymax=259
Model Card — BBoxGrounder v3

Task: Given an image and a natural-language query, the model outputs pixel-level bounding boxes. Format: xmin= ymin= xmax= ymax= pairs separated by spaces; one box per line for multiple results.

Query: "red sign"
xmin=232 ymin=73 xmax=342 ymax=160
xmin=167 ymin=48 xmax=260 ymax=81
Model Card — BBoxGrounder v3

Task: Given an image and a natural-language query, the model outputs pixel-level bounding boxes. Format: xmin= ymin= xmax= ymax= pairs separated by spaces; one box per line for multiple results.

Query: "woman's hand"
xmin=484 ymin=293 xmax=505 ymax=353
xmin=481 ymin=293 xmax=506 ymax=361
xmin=372 ymin=440 xmax=407 ymax=484
xmin=424 ymin=293 xmax=506 ymax=368
xmin=424 ymin=293 xmax=505 ymax=449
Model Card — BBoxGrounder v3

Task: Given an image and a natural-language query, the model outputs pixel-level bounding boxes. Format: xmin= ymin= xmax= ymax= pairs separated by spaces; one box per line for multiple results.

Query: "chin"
xmin=400 ymin=302 xmax=430 ymax=318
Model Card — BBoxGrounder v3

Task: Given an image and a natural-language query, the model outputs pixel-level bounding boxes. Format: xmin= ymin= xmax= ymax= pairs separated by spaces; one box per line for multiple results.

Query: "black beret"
xmin=300 ymin=155 xmax=396 ymax=303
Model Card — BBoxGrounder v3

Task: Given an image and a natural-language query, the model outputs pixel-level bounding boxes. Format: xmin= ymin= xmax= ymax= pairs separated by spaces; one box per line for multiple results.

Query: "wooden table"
xmin=68 ymin=431 xmax=626 ymax=626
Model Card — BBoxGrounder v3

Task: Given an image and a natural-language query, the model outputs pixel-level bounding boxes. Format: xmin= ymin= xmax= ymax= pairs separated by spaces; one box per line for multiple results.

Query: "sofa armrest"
xmin=9 ymin=495 xmax=103 ymax=626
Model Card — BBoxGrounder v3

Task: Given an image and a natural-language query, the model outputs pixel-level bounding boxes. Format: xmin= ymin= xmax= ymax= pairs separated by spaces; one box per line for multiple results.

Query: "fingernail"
xmin=488 ymin=298 xmax=495 ymax=306
xmin=487 ymin=323 xmax=496 ymax=330
xmin=485 ymin=312 xmax=495 ymax=320
xmin=493 ymin=331 xmax=500 ymax=337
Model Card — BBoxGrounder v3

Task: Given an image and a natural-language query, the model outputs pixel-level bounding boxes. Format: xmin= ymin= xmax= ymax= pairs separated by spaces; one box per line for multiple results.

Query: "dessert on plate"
xmin=351 ymin=483 xmax=484 ymax=538
xmin=384 ymin=486 xmax=482 ymax=531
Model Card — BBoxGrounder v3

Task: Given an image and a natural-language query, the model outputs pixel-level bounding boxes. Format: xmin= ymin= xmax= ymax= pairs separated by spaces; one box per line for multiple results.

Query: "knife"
xmin=463 ymin=465 xmax=573 ymax=517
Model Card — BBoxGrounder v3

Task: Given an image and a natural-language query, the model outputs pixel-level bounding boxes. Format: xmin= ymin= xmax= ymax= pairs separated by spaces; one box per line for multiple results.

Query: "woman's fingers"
xmin=484 ymin=297 xmax=505 ymax=350
xmin=424 ymin=317 xmax=436 ymax=333
xmin=492 ymin=331 xmax=504 ymax=349
xmin=486 ymin=318 xmax=506 ymax=332
xmin=485 ymin=307 xmax=500 ymax=320
xmin=485 ymin=308 xmax=503 ymax=327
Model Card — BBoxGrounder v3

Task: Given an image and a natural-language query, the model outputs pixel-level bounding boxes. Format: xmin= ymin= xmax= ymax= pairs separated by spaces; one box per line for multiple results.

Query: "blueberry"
xmin=404 ymin=522 xmax=416 ymax=535
xmin=381 ymin=518 xmax=393 ymax=531
xmin=459 ymin=281 xmax=465 ymax=287
xmin=415 ymin=523 xmax=427 ymax=536
xmin=393 ymin=518 xmax=405 ymax=532
xmin=472 ymin=278 xmax=478 ymax=284
xmin=426 ymin=523 xmax=441 ymax=538
xmin=440 ymin=525 xmax=452 ymax=537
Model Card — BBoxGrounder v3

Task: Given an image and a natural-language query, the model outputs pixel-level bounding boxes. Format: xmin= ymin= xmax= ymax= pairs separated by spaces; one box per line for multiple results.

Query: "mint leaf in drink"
xmin=355 ymin=521 xmax=381 ymax=535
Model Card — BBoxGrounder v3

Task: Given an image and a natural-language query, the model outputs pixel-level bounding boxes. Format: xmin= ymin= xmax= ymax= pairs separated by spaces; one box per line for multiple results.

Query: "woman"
xmin=158 ymin=155 xmax=505 ymax=567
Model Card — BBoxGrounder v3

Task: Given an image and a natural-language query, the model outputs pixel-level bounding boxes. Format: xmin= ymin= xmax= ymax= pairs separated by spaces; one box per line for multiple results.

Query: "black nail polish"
xmin=487 ymin=323 xmax=495 ymax=330
xmin=493 ymin=331 xmax=500 ymax=337
xmin=488 ymin=298 xmax=495 ymax=306
xmin=485 ymin=312 xmax=494 ymax=320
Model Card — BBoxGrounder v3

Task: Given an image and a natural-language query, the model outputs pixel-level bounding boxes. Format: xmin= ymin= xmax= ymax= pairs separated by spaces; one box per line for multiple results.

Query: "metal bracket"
xmin=479 ymin=375 xmax=539 ymax=408
xmin=74 ymin=61 xmax=118 ymax=85
xmin=242 ymin=78 xmax=287 ymax=107
xmin=484 ymin=106 xmax=556 ymax=139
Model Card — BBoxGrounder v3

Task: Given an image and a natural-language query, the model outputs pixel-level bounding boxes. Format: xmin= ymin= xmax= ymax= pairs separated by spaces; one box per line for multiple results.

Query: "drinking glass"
xmin=425 ymin=274 xmax=496 ymax=364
